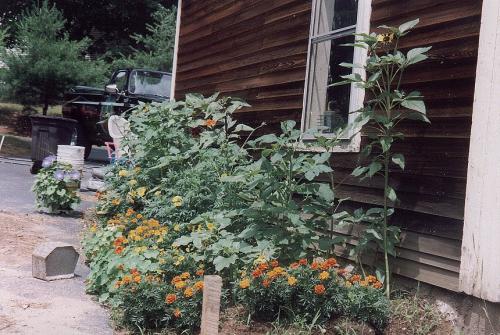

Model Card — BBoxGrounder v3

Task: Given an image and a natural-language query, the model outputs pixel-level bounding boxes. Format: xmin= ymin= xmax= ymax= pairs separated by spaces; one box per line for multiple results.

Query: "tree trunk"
xmin=42 ymin=100 xmax=49 ymax=115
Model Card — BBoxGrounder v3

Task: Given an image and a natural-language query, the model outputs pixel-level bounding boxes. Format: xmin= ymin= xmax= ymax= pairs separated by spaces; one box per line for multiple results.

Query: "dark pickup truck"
xmin=62 ymin=68 xmax=172 ymax=158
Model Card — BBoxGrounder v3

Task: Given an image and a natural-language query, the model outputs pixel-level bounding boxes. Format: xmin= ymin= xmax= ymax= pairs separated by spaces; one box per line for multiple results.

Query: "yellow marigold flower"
xmin=171 ymin=195 xmax=183 ymax=207
xmin=173 ymin=224 xmax=181 ymax=232
xmin=175 ymin=281 xmax=186 ymax=289
xmin=89 ymin=224 xmax=97 ymax=233
xmin=239 ymin=278 xmax=250 ymax=289
xmin=154 ymin=190 xmax=161 ymax=197
xmin=137 ymin=187 xmax=147 ymax=197
xmin=206 ymin=222 xmax=216 ymax=231
xmin=128 ymin=179 xmax=137 ymax=186
xmin=174 ymin=255 xmax=185 ymax=266
xmin=111 ymin=198 xmax=121 ymax=206
xmin=319 ymin=271 xmax=330 ymax=281
xmin=180 ymin=272 xmax=190 ymax=279
xmin=194 ymin=281 xmax=204 ymax=291
xmin=118 ymin=169 xmax=128 ymax=177
xmin=184 ymin=287 xmax=194 ymax=298
xmin=254 ymin=255 xmax=267 ymax=265
xmin=287 ymin=276 xmax=297 ymax=286
xmin=134 ymin=166 xmax=141 ymax=173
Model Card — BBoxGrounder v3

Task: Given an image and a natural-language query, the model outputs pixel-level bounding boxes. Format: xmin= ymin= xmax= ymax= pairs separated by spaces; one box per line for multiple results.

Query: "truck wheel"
xmin=75 ymin=125 xmax=92 ymax=160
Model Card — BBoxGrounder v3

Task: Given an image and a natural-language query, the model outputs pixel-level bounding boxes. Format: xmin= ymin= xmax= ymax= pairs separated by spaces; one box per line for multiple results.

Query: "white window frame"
xmin=300 ymin=0 xmax=372 ymax=152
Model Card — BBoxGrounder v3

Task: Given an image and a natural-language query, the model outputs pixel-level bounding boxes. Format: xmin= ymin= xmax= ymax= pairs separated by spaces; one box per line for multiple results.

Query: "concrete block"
xmin=32 ymin=242 xmax=79 ymax=281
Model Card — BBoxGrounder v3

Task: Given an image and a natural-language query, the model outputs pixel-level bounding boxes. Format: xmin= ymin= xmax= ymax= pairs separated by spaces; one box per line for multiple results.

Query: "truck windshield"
xmin=128 ymin=70 xmax=171 ymax=98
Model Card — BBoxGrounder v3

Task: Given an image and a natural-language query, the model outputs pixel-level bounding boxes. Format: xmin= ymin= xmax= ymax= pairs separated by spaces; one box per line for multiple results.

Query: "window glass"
xmin=113 ymin=71 xmax=128 ymax=92
xmin=129 ymin=70 xmax=171 ymax=98
xmin=314 ymin=0 xmax=358 ymax=35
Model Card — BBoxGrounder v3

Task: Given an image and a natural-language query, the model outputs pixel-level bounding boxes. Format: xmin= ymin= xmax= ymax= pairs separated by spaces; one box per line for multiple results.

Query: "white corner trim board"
xmin=459 ymin=0 xmax=500 ymax=303
xmin=170 ymin=0 xmax=183 ymax=100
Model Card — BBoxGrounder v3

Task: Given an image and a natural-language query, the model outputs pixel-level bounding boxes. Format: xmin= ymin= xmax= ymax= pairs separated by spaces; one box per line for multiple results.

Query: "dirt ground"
xmin=0 ymin=210 xmax=113 ymax=334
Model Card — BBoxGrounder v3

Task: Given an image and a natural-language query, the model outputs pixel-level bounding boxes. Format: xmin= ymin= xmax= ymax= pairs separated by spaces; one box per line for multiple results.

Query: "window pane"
xmin=305 ymin=34 xmax=355 ymax=133
xmin=314 ymin=0 xmax=358 ymax=35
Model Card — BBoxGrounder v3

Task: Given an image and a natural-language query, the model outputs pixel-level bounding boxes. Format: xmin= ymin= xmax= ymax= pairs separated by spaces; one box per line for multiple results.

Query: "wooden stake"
xmin=200 ymin=275 xmax=222 ymax=335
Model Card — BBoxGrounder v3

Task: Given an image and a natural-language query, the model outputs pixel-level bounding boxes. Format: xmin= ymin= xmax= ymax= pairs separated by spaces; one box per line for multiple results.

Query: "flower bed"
xmin=82 ymin=94 xmax=389 ymax=334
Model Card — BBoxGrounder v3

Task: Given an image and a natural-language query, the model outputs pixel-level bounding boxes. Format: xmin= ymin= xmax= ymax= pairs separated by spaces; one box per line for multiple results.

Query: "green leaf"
xmin=401 ymin=99 xmax=426 ymax=114
xmin=386 ymin=186 xmax=397 ymax=202
xmin=213 ymin=255 xmax=237 ymax=271
xmin=352 ymin=166 xmax=368 ymax=177
xmin=398 ymin=19 xmax=419 ymax=34
xmin=317 ymin=183 xmax=334 ymax=202
xmin=366 ymin=228 xmax=383 ymax=241
xmin=380 ymin=136 xmax=393 ymax=153
xmin=406 ymin=46 xmax=431 ymax=65
xmin=392 ymin=153 xmax=405 ymax=170
xmin=368 ymin=161 xmax=382 ymax=177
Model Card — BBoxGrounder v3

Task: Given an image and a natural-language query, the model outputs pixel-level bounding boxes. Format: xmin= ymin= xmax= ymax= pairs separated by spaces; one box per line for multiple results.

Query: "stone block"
xmin=32 ymin=242 xmax=79 ymax=281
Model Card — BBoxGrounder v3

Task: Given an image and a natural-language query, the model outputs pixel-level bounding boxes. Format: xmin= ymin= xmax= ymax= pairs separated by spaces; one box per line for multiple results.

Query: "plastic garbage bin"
xmin=30 ymin=115 xmax=77 ymax=174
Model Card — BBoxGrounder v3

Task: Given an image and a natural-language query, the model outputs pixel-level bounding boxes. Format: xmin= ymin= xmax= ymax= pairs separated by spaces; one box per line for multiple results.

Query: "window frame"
xmin=300 ymin=0 xmax=372 ymax=152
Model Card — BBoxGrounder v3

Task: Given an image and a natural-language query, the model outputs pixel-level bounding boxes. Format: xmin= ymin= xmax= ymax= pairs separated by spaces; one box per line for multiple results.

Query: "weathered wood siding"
xmin=174 ymin=0 xmax=482 ymax=292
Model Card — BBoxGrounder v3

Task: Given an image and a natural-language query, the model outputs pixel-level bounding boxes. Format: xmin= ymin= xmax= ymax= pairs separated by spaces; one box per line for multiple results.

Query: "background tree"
xmin=0 ymin=1 xmax=107 ymax=114
xmin=111 ymin=5 xmax=177 ymax=72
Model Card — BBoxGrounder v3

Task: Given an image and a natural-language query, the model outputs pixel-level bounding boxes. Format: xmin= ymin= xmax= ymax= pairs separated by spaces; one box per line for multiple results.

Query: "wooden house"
xmin=170 ymin=0 xmax=500 ymax=303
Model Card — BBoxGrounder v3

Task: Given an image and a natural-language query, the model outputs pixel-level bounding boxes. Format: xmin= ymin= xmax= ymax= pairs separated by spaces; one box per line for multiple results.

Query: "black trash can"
xmin=30 ymin=115 xmax=77 ymax=174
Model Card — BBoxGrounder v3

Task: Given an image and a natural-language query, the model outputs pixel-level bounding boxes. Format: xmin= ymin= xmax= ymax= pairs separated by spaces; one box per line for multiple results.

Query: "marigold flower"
xmin=118 ymin=169 xmax=128 ymax=177
xmin=319 ymin=271 xmax=330 ymax=281
xmin=254 ymin=255 xmax=267 ymax=265
xmin=126 ymin=208 xmax=135 ymax=217
xmin=130 ymin=268 xmax=139 ymax=275
xmin=165 ymin=294 xmax=177 ymax=304
xmin=314 ymin=284 xmax=326 ymax=295
xmin=377 ymin=32 xmax=395 ymax=44
xmin=290 ymin=262 xmax=299 ymax=269
xmin=325 ymin=258 xmax=337 ymax=267
xmin=373 ymin=281 xmax=383 ymax=289
xmin=171 ymin=195 xmax=183 ymax=207
xmin=239 ymin=278 xmax=250 ymax=289
xmin=204 ymin=119 xmax=217 ymax=128
xmin=298 ymin=258 xmax=308 ymax=265
xmin=196 ymin=269 xmax=204 ymax=276
xmin=137 ymin=187 xmax=146 ymax=197
xmin=114 ymin=280 xmax=122 ymax=288
xmin=174 ymin=308 xmax=181 ymax=318
xmin=287 ymin=276 xmax=297 ymax=286
xmin=114 ymin=246 xmax=124 ymax=254
xmin=111 ymin=198 xmax=121 ymax=206
xmin=270 ymin=260 xmax=279 ymax=268
xmin=128 ymin=179 xmax=137 ymax=186
xmin=350 ymin=274 xmax=361 ymax=283
xmin=175 ymin=281 xmax=186 ymax=289
xmin=360 ymin=280 xmax=368 ymax=287
xmin=180 ymin=272 xmax=190 ymax=280
xmin=133 ymin=275 xmax=141 ymax=284
xmin=257 ymin=263 xmax=268 ymax=271
xmin=366 ymin=275 xmax=377 ymax=284
xmin=206 ymin=222 xmax=216 ymax=231
xmin=173 ymin=224 xmax=181 ymax=232
xmin=310 ymin=262 xmax=320 ymax=270
xmin=194 ymin=281 xmax=204 ymax=291
xmin=122 ymin=275 xmax=132 ymax=284
xmin=183 ymin=287 xmax=194 ymax=298
xmin=252 ymin=268 xmax=263 ymax=278
xmin=262 ymin=279 xmax=271 ymax=288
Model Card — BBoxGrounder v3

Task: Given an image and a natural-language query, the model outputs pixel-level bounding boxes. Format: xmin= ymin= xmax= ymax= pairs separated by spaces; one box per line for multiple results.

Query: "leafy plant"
xmin=32 ymin=155 xmax=81 ymax=212
xmin=333 ymin=19 xmax=431 ymax=297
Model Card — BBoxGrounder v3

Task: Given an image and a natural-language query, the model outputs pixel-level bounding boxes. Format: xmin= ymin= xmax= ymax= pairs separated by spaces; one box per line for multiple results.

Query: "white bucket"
xmin=57 ymin=145 xmax=85 ymax=171
xmin=108 ymin=115 xmax=130 ymax=158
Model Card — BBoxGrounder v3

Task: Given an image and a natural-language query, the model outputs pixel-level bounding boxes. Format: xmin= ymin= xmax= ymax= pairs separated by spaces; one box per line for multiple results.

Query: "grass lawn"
xmin=0 ymin=134 xmax=31 ymax=158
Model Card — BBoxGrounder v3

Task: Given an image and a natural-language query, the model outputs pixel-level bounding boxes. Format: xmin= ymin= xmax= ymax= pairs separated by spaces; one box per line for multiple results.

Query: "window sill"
xmin=296 ymin=132 xmax=361 ymax=153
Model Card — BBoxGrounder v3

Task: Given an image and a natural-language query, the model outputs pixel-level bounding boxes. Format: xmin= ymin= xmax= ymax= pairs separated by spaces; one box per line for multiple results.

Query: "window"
xmin=112 ymin=71 xmax=128 ymax=92
xmin=301 ymin=0 xmax=371 ymax=151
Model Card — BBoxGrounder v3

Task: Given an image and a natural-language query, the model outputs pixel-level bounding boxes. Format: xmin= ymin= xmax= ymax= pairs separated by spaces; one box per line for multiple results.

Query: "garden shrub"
xmin=234 ymin=258 xmax=389 ymax=331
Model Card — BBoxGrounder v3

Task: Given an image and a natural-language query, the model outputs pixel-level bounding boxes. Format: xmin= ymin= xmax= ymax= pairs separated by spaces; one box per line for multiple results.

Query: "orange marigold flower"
xmin=194 ymin=281 xmax=204 ymax=291
xmin=257 ymin=263 xmax=268 ymax=271
xmin=174 ymin=308 xmax=182 ymax=318
xmin=287 ymin=276 xmax=297 ymax=286
xmin=320 ymin=262 xmax=330 ymax=271
xmin=298 ymin=258 xmax=308 ymax=265
xmin=180 ymin=272 xmax=190 ymax=280
xmin=204 ymin=119 xmax=217 ymax=128
xmin=133 ymin=275 xmax=141 ymax=284
xmin=310 ymin=262 xmax=320 ymax=270
xmin=196 ymin=269 xmax=205 ymax=276
xmin=270 ymin=260 xmax=279 ymax=268
xmin=366 ymin=275 xmax=377 ymax=284
xmin=336 ymin=268 xmax=348 ymax=277
xmin=126 ymin=208 xmax=135 ymax=217
xmin=314 ymin=284 xmax=326 ymax=295
xmin=171 ymin=276 xmax=182 ymax=284
xmin=165 ymin=294 xmax=177 ymax=304
xmin=252 ymin=268 xmax=263 ymax=278
xmin=262 ymin=279 xmax=271 ymax=288
xmin=136 ymin=213 xmax=143 ymax=219
xmin=239 ymin=278 xmax=250 ymax=289
xmin=318 ymin=271 xmax=330 ymax=281
xmin=175 ymin=281 xmax=187 ymax=289
xmin=325 ymin=258 xmax=337 ymax=267
xmin=114 ymin=246 xmax=124 ymax=254
xmin=184 ymin=287 xmax=194 ymax=298
xmin=122 ymin=275 xmax=132 ymax=285
xmin=350 ymin=274 xmax=361 ymax=283
xmin=290 ymin=262 xmax=299 ymax=269
xmin=114 ymin=280 xmax=122 ymax=288
xmin=360 ymin=280 xmax=368 ymax=287
xmin=373 ymin=281 xmax=383 ymax=289
xmin=130 ymin=268 xmax=139 ymax=275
